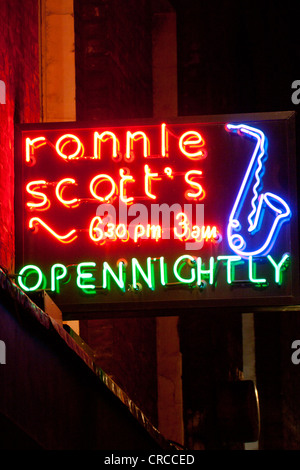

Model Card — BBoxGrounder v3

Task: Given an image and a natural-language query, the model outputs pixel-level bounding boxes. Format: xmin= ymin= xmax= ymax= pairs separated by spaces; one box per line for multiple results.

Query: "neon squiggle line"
xmin=29 ymin=217 xmax=77 ymax=244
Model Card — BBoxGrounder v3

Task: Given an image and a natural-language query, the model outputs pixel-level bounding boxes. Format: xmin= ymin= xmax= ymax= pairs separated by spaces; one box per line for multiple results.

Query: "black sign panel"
xmin=15 ymin=112 xmax=299 ymax=317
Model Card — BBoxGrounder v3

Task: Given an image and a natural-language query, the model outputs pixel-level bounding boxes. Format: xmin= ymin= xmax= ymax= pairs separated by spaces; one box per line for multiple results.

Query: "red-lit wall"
xmin=74 ymin=0 xmax=153 ymax=121
xmin=0 ymin=0 xmax=40 ymax=273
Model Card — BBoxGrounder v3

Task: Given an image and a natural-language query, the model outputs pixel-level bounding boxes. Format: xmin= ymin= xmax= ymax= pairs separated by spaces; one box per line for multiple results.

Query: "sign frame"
xmin=14 ymin=111 xmax=300 ymax=319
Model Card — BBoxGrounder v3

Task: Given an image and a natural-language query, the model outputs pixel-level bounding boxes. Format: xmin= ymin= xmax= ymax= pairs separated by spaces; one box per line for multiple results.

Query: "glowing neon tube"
xmin=29 ymin=217 xmax=77 ymax=243
xmin=226 ymin=123 xmax=291 ymax=258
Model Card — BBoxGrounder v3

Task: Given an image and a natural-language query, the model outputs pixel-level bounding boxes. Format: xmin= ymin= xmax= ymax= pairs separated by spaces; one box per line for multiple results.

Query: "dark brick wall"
xmin=74 ymin=0 xmax=153 ymax=121
xmin=80 ymin=317 xmax=158 ymax=425
xmin=255 ymin=312 xmax=300 ymax=450
xmin=0 ymin=0 xmax=40 ymax=273
xmin=281 ymin=313 xmax=300 ymax=450
xmin=179 ymin=311 xmax=244 ymax=450
xmin=174 ymin=0 xmax=300 ymax=116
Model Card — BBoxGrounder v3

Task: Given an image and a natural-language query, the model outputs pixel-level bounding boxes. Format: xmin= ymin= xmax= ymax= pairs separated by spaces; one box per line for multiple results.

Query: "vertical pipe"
xmin=242 ymin=312 xmax=258 ymax=450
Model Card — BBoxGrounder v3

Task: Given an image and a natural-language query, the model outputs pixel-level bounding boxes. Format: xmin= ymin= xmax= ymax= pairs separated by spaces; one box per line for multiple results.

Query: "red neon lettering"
xmin=173 ymin=213 xmax=219 ymax=243
xmin=201 ymin=225 xmax=217 ymax=241
xmin=174 ymin=212 xmax=190 ymax=240
xmin=105 ymin=223 xmax=117 ymax=241
xmin=161 ymin=123 xmax=169 ymax=157
xmin=191 ymin=225 xmax=218 ymax=241
xmin=89 ymin=216 xmax=104 ymax=242
xmin=55 ymin=134 xmax=84 ymax=160
xmin=133 ymin=224 xmax=162 ymax=243
xmin=89 ymin=217 xmax=129 ymax=243
xmin=115 ymin=223 xmax=128 ymax=240
xmin=94 ymin=131 xmax=120 ymax=160
xmin=25 ymin=137 xmax=46 ymax=164
xmin=147 ymin=224 xmax=162 ymax=241
xmin=119 ymin=168 xmax=135 ymax=204
xmin=179 ymin=131 xmax=205 ymax=159
xmin=144 ymin=164 xmax=161 ymax=200
xmin=185 ymin=170 xmax=205 ymax=199
xmin=89 ymin=174 xmax=117 ymax=202
xmin=164 ymin=167 xmax=173 ymax=178
xmin=126 ymin=131 xmax=150 ymax=160
xmin=26 ymin=180 xmax=50 ymax=210
xmin=134 ymin=224 xmax=145 ymax=243
xmin=29 ymin=217 xmax=77 ymax=243
xmin=55 ymin=178 xmax=79 ymax=208
xmin=191 ymin=225 xmax=201 ymax=240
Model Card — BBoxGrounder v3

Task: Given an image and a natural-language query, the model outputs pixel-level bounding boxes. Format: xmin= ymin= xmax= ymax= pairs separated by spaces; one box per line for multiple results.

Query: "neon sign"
xmin=17 ymin=253 xmax=290 ymax=293
xmin=15 ymin=113 xmax=298 ymax=316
